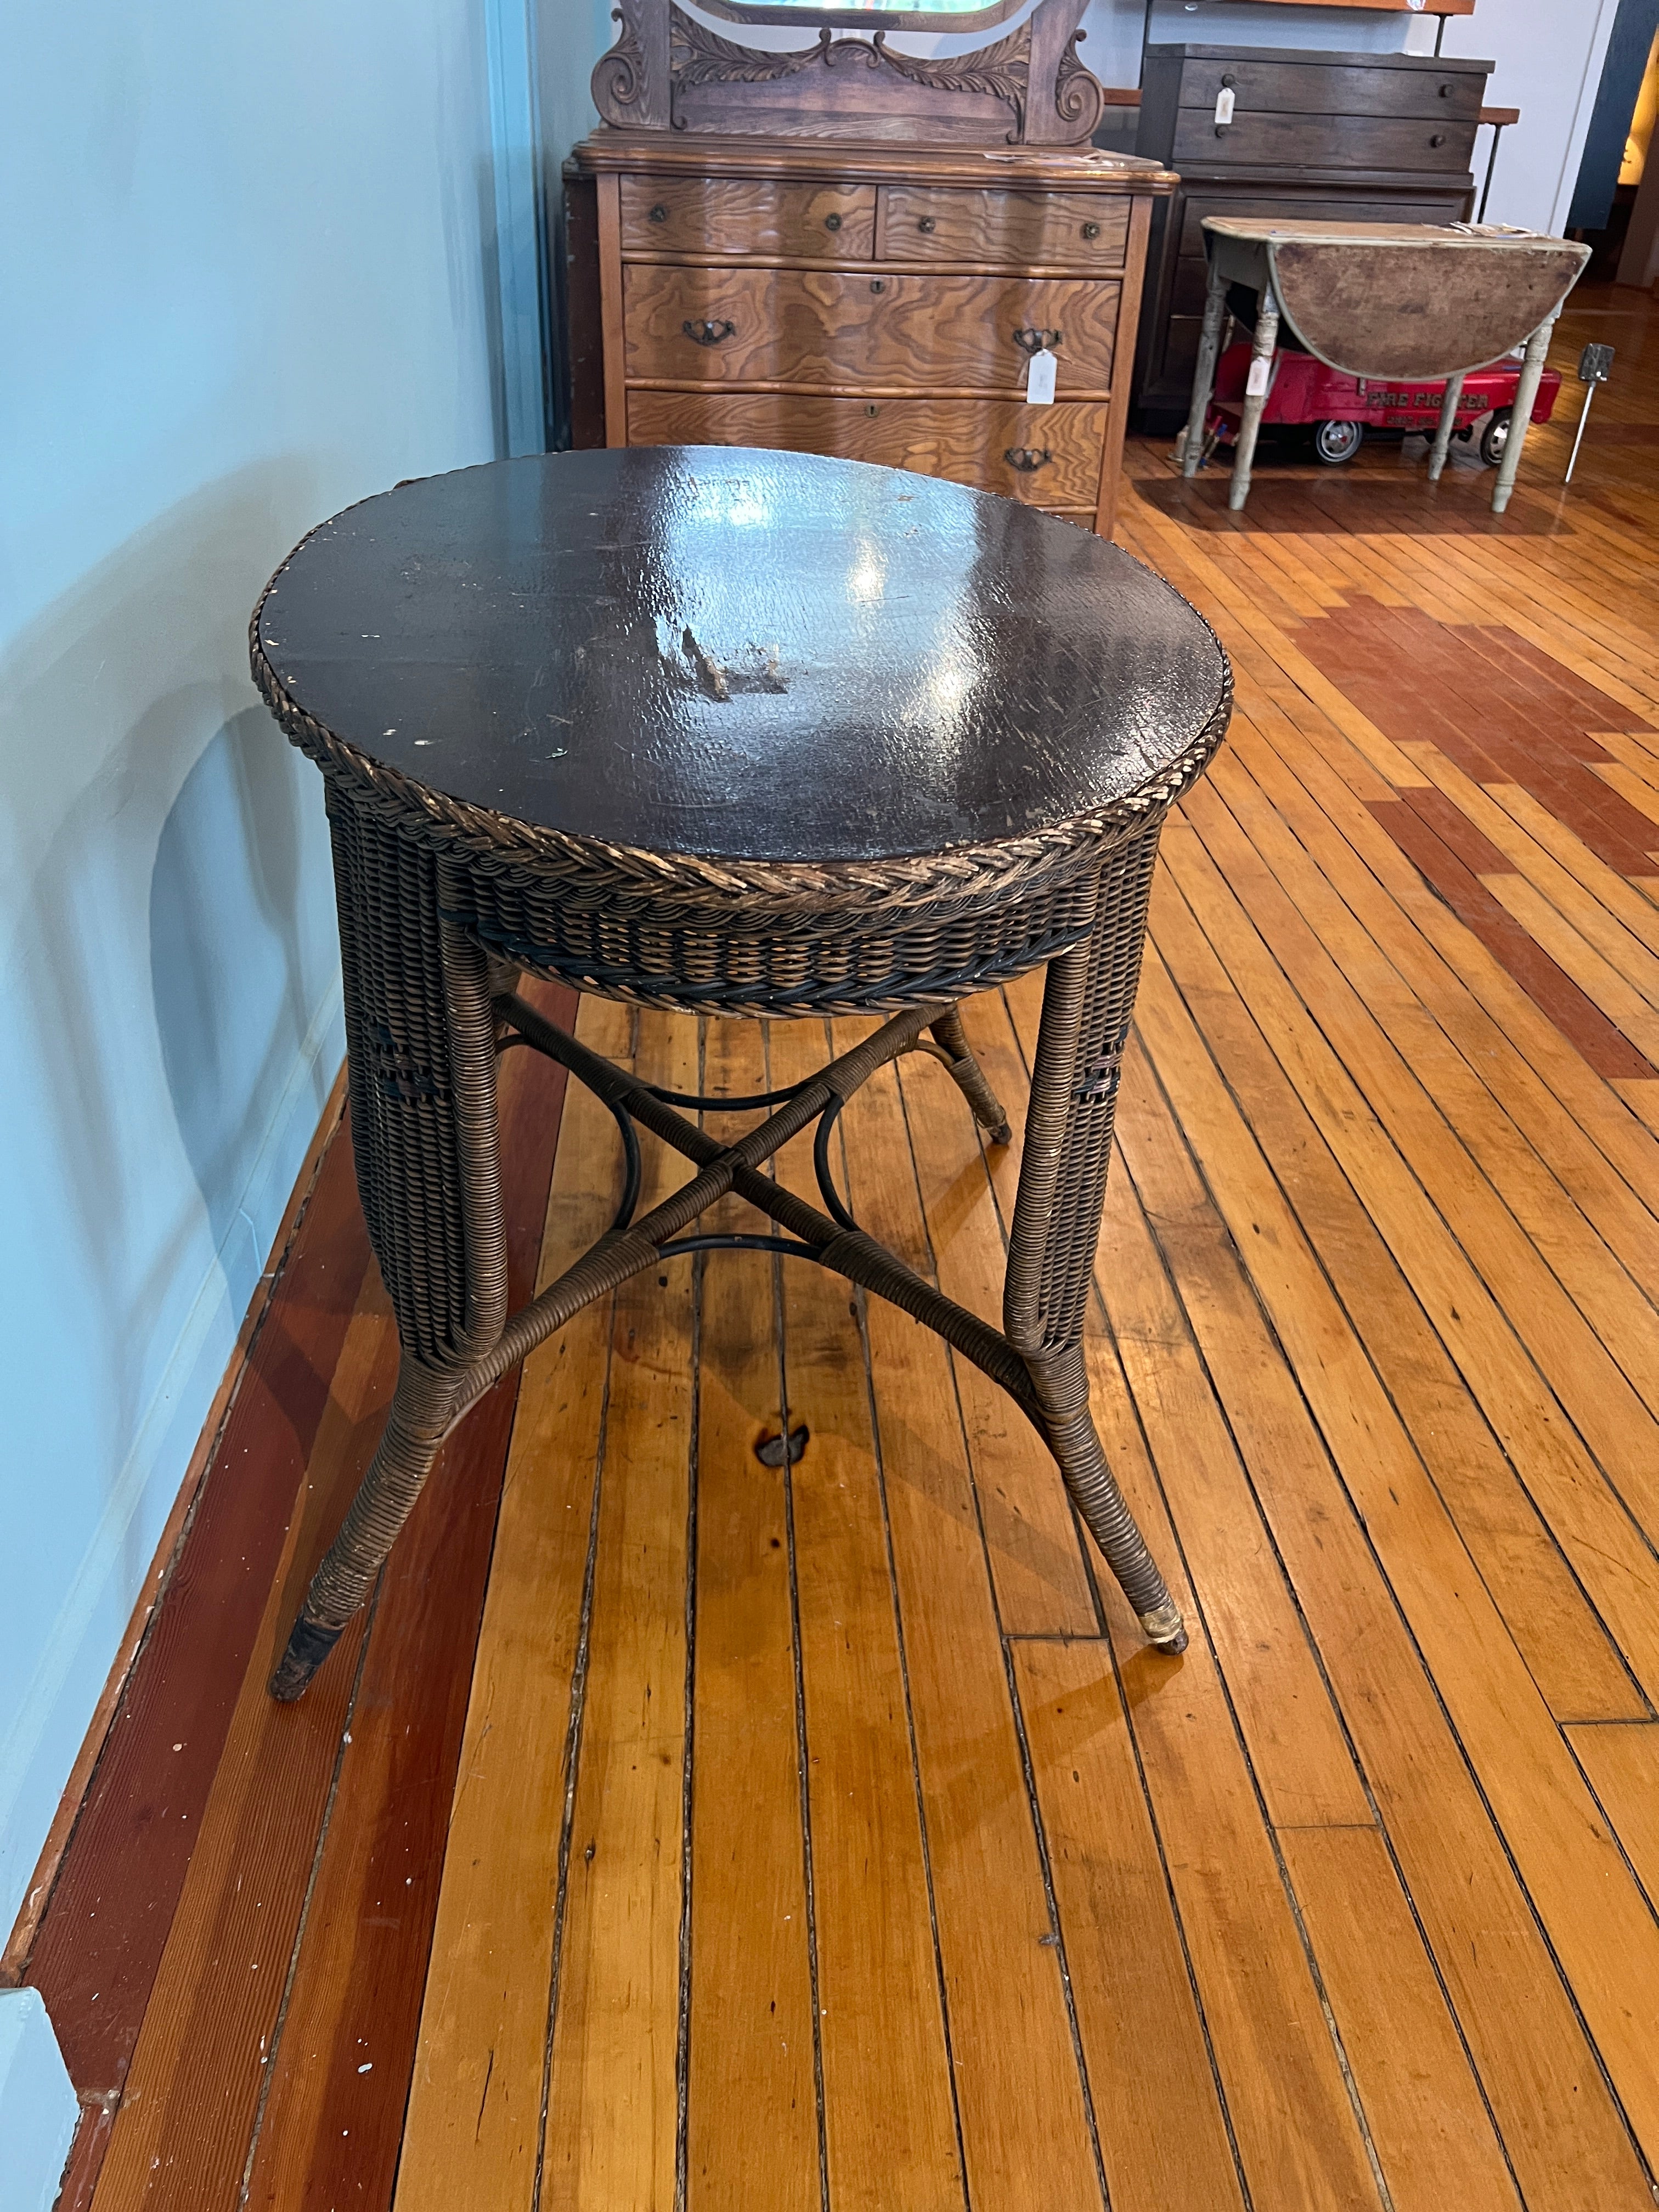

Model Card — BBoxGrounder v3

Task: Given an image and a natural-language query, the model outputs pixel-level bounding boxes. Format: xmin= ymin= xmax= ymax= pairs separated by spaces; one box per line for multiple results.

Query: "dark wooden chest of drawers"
xmin=1132 ymin=43 xmax=1492 ymax=428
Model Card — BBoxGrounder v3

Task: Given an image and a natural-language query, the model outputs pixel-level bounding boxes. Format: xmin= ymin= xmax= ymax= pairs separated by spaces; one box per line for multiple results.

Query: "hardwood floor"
xmin=17 ymin=282 xmax=1659 ymax=2212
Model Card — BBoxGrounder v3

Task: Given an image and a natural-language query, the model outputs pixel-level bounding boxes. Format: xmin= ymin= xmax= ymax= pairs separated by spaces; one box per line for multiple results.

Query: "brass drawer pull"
xmin=918 ymin=216 xmax=937 ymax=234
xmin=1012 ymin=327 xmax=1062 ymax=357
xmin=1005 ymin=448 xmax=1053 ymax=473
xmin=824 ymin=212 xmax=843 ymax=232
xmin=1081 ymin=221 xmax=1100 ymax=240
xmin=682 ymin=319 xmax=736 ymax=347
xmin=648 ymin=203 xmax=668 ymax=223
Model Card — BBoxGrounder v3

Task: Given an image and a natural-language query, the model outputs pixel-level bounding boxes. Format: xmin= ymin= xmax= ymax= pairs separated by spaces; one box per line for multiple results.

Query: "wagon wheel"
xmin=1480 ymin=409 xmax=1512 ymax=468
xmin=1312 ymin=419 xmax=1365 ymax=466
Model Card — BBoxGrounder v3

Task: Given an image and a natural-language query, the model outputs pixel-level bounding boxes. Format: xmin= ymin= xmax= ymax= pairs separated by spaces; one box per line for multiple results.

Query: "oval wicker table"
xmin=251 ymin=446 xmax=1232 ymax=1700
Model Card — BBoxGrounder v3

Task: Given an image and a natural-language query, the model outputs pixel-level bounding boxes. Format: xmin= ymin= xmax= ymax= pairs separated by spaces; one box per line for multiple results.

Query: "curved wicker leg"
xmin=929 ymin=1007 xmax=1013 ymax=1146
xmin=269 ymin=1358 xmax=459 ymax=1700
xmin=1003 ymin=831 xmax=1187 ymax=1654
xmin=1027 ymin=1345 xmax=1187 ymax=1650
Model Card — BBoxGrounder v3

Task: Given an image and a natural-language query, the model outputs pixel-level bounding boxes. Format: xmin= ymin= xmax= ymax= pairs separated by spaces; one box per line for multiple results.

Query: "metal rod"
xmin=1565 ymin=379 xmax=1597 ymax=486
xmin=1477 ymin=122 xmax=1503 ymax=224
xmin=1435 ymin=14 xmax=1446 ymax=57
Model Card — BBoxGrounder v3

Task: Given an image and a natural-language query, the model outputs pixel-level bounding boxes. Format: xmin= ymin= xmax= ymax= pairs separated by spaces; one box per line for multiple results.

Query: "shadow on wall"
xmin=150 ymin=705 xmax=314 ymax=1267
xmin=0 ymin=462 xmax=345 ymax=1898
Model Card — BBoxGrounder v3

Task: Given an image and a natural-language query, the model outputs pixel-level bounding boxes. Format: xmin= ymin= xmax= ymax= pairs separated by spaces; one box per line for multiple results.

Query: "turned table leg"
xmin=1427 ymin=370 xmax=1466 ymax=483
xmin=1228 ymin=289 xmax=1280 ymax=515
xmin=1182 ymin=258 xmax=1229 ymax=481
xmin=1492 ymin=308 xmax=1561 ymax=516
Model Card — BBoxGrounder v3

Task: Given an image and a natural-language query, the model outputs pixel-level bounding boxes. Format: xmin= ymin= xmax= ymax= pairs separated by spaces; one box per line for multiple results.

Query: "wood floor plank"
xmin=1013 ymin=1639 xmax=1248 ymax=2212
xmin=1123 ymin=958 xmax=1659 ymax=2201
xmin=1566 ymin=1723 xmax=1659 ymax=1917
xmin=1277 ymin=1828 xmax=1521 ymax=2212
xmin=998 ymin=977 xmax=1377 ymax=1827
xmin=836 ymin=1042 xmax=1105 ymax=2211
xmin=539 ymin=1007 xmax=698 ymax=2212
xmin=89 ymin=1281 xmax=397 ymax=2211
xmin=245 ymin=993 xmax=574 ymax=2209
xmin=1476 ymin=872 xmax=1659 ymax=1111
xmin=1226 ymin=710 xmax=1659 ymax=1320
xmin=388 ymin=994 xmax=625 ymax=2212
xmin=1142 ymin=842 xmax=1656 ymax=1722
xmin=766 ymin=1017 xmax=966 ymax=2212
xmin=1157 ymin=804 xmax=1659 ymax=1700
xmin=26 ymin=1110 xmax=371 ymax=2095
xmin=1229 ymin=678 xmax=1659 ymax=1214
xmin=1094 ymin=1168 xmax=1374 ymax=1828
xmin=1079 ymin=1327 xmax=1387 ymax=2212
xmin=890 ymin=1037 xmax=1098 ymax=1638
xmin=1406 ymin=747 xmax=1659 ymax=994
xmin=685 ymin=1018 xmax=820 ymax=2212
xmin=1197 ymin=751 xmax=1659 ymax=1448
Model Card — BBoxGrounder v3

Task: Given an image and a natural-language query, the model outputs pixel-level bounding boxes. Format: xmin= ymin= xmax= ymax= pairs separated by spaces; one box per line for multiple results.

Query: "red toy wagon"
xmin=1205 ymin=339 xmax=1564 ymax=468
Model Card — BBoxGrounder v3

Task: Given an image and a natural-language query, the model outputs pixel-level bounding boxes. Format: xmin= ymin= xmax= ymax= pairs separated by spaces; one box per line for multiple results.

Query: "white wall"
xmin=1435 ymin=0 xmax=1623 ymax=232
xmin=0 ymin=0 xmax=503 ymax=1942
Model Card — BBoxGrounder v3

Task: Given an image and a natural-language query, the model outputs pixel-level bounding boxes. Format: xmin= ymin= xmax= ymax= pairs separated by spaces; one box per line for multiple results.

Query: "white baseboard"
xmin=0 ymin=984 xmax=346 ymax=1936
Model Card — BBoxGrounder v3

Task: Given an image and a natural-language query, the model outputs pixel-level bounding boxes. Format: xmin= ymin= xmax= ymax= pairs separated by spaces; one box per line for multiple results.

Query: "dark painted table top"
xmin=256 ymin=448 xmax=1225 ymax=865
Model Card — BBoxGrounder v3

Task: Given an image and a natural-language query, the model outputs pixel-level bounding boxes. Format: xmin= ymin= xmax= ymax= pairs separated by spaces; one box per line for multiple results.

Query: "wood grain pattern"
xmin=620 ymin=173 xmax=876 ymax=261
xmin=1013 ymin=1638 xmax=1248 ymax=2212
xmin=767 ymin=1017 xmax=964 ymax=2212
xmin=1567 ymin=1723 xmax=1659 ymax=1916
xmin=626 ymin=390 xmax=1108 ymax=506
xmin=891 ymin=1025 xmax=1098 ymax=1637
xmin=685 ymin=1020 xmax=820 ymax=2212
xmin=238 ymin=984 xmax=576 ymax=2212
xmin=835 ymin=1042 xmax=1105 ymax=2208
xmin=24 ymin=1102 xmax=368 ymax=2090
xmin=538 ymin=1008 xmax=696 ymax=2212
xmin=877 ymin=186 xmax=1128 ymax=270
xmin=622 ymin=265 xmax=1119 ymax=394
xmin=1169 ymin=108 xmax=1476 ymax=173
xmin=391 ymin=995 xmax=624 ymax=2212
xmin=3 ymin=1070 xmax=347 ymax=1992
xmin=1277 ymin=1827 xmax=1520 ymax=2212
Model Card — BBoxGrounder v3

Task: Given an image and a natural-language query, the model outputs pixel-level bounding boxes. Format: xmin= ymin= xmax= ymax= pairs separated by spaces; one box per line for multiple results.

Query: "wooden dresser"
xmin=564 ymin=0 xmax=1175 ymax=539
xmin=1132 ymin=43 xmax=1491 ymax=428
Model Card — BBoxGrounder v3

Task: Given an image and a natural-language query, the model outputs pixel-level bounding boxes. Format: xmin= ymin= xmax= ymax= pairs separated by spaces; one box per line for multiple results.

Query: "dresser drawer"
xmin=623 ymin=267 xmax=1120 ymax=392
xmin=1175 ymin=187 xmax=1474 ymax=261
xmin=1174 ymin=57 xmax=1485 ymax=125
xmin=627 ymin=390 xmax=1108 ymax=505
xmin=879 ymin=187 xmax=1130 ymax=269
xmin=1171 ymin=108 xmax=1477 ymax=172
xmin=619 ymin=174 xmax=877 ymax=261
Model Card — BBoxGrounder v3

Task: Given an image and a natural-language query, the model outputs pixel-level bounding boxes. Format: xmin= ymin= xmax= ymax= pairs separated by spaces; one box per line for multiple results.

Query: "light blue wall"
xmin=0 ymin=0 xmax=508 ymax=1936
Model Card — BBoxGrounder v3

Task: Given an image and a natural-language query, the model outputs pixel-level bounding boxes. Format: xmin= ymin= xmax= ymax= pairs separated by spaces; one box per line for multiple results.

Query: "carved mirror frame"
xmin=592 ymin=0 xmax=1108 ymax=145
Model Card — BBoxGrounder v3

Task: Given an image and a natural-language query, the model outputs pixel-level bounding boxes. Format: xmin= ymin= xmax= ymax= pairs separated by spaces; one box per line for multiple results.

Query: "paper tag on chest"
xmin=1026 ymin=347 xmax=1058 ymax=405
xmin=1245 ymin=354 xmax=1271 ymax=397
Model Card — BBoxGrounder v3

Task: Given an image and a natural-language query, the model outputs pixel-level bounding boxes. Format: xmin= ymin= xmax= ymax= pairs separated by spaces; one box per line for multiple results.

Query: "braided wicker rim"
xmin=250 ymin=541 xmax=1232 ymax=923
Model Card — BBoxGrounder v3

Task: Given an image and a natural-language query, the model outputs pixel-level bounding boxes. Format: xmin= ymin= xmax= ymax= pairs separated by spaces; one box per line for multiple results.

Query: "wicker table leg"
xmin=269 ymin=842 xmax=511 ymax=1701
xmin=928 ymin=1007 xmax=1013 ymax=1146
xmin=1003 ymin=831 xmax=1187 ymax=1652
